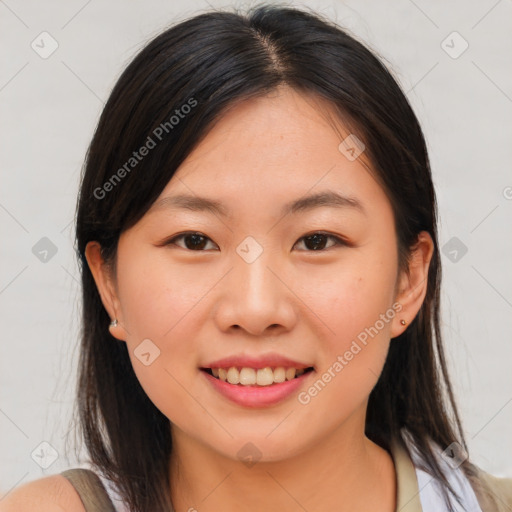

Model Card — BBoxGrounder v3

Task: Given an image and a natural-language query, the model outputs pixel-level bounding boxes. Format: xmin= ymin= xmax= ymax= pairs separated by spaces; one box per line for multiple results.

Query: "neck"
xmin=169 ymin=418 xmax=396 ymax=512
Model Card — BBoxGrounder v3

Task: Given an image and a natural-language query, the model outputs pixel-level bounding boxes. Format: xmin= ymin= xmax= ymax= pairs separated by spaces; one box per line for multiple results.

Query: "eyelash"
xmin=163 ymin=231 xmax=349 ymax=252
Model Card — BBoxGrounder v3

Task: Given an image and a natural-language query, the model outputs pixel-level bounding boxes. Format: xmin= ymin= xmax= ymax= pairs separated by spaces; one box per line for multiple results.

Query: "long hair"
xmin=72 ymin=4 xmax=483 ymax=510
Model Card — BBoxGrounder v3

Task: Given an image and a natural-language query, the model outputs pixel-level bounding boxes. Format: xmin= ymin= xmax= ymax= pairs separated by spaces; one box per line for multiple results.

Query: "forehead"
xmin=150 ymin=87 xmax=392 ymax=222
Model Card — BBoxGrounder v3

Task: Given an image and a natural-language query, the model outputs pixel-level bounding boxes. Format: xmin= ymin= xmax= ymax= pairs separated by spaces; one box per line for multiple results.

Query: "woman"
xmin=3 ymin=4 xmax=511 ymax=511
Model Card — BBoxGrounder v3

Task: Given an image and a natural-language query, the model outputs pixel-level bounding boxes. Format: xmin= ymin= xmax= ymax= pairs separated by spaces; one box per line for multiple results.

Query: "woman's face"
xmin=88 ymin=86 xmax=431 ymax=463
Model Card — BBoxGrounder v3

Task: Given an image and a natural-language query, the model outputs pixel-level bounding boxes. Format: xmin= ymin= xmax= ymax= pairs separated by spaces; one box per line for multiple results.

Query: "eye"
xmin=293 ymin=232 xmax=347 ymax=251
xmin=162 ymin=231 xmax=348 ymax=252
xmin=165 ymin=232 xmax=218 ymax=251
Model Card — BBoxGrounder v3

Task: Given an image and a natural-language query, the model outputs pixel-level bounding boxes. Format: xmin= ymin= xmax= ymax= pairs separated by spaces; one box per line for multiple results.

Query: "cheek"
xmin=297 ymin=252 xmax=397 ymax=350
xmin=297 ymin=251 xmax=396 ymax=404
xmin=127 ymin=353 xmax=212 ymax=441
xmin=299 ymin=286 xmax=394 ymax=420
xmin=121 ymin=295 xmax=202 ymax=428
xmin=115 ymin=246 xmax=214 ymax=340
xmin=114 ymin=246 xmax=215 ymax=422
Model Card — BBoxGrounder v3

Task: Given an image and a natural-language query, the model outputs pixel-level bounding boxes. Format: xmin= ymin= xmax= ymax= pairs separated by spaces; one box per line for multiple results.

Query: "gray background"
xmin=1 ymin=0 xmax=511 ymax=497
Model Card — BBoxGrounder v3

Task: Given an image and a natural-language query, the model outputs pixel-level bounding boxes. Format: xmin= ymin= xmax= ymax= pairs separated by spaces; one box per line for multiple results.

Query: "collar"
xmin=389 ymin=438 xmax=423 ymax=512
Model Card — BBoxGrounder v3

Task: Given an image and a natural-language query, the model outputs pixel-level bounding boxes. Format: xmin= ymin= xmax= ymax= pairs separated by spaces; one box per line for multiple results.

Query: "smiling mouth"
xmin=201 ymin=366 xmax=315 ymax=386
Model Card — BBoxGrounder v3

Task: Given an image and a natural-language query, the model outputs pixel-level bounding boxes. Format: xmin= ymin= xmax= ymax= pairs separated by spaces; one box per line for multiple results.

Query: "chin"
xmin=212 ymin=432 xmax=312 ymax=465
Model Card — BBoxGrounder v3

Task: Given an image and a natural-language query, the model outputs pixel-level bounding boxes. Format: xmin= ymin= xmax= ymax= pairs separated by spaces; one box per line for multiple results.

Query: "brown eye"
xmin=294 ymin=232 xmax=346 ymax=251
xmin=166 ymin=232 xmax=217 ymax=251
xmin=163 ymin=231 xmax=347 ymax=252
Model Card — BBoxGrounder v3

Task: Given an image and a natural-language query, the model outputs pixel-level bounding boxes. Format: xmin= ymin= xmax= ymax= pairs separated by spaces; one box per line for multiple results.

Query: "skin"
xmin=85 ymin=86 xmax=433 ymax=512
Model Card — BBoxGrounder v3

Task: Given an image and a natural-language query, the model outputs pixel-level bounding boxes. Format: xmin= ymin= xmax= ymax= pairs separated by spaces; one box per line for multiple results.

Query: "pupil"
xmin=184 ymin=234 xmax=328 ymax=251
xmin=305 ymin=234 xmax=326 ymax=250
xmin=186 ymin=234 xmax=207 ymax=250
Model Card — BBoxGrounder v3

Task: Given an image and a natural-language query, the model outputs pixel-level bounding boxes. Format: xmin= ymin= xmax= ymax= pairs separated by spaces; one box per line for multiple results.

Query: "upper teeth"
xmin=211 ymin=367 xmax=305 ymax=386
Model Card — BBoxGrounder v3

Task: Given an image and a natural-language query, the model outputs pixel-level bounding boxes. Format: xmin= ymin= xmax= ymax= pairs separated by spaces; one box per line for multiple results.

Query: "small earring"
xmin=400 ymin=319 xmax=407 ymax=326
xmin=110 ymin=318 xmax=118 ymax=328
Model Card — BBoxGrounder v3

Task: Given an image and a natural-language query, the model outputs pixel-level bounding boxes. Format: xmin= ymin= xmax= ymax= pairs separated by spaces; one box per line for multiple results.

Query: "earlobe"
xmin=391 ymin=231 xmax=434 ymax=339
xmin=84 ymin=241 xmax=128 ymax=341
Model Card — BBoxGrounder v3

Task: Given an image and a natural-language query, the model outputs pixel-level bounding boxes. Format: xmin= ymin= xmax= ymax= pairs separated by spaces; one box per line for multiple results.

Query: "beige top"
xmin=61 ymin=439 xmax=512 ymax=512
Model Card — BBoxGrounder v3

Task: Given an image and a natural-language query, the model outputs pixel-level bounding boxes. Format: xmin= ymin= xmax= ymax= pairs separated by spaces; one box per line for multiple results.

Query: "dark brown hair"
xmin=71 ymin=4 xmax=483 ymax=510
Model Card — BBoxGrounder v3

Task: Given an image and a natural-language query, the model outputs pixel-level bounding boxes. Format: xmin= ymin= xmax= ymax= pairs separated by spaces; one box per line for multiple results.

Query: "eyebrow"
xmin=149 ymin=190 xmax=366 ymax=218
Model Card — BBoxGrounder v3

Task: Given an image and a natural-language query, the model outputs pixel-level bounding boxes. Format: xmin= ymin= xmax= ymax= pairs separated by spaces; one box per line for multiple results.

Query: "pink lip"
xmin=203 ymin=353 xmax=311 ymax=370
xmin=201 ymin=369 xmax=313 ymax=408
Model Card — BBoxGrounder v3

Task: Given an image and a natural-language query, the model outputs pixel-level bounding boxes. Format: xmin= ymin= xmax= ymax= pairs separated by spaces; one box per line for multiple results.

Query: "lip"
xmin=201 ymin=368 xmax=314 ymax=408
xmin=203 ymin=353 xmax=312 ymax=370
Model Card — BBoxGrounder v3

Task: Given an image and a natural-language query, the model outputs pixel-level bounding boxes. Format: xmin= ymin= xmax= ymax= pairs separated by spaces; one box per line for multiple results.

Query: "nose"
xmin=213 ymin=248 xmax=297 ymax=337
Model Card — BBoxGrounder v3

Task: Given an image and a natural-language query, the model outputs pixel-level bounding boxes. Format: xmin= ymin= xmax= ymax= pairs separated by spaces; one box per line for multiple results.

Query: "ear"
xmin=390 ymin=231 xmax=434 ymax=339
xmin=84 ymin=241 xmax=128 ymax=342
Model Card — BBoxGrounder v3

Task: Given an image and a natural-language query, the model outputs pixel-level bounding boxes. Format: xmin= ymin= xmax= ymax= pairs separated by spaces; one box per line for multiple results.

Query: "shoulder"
xmin=469 ymin=468 xmax=512 ymax=512
xmin=0 ymin=474 xmax=86 ymax=512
